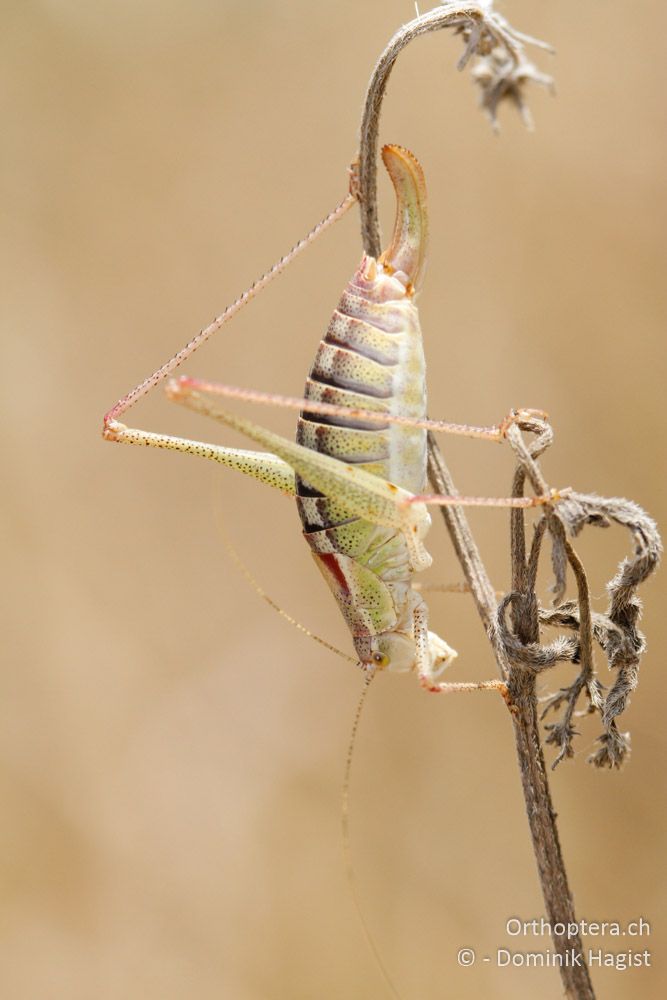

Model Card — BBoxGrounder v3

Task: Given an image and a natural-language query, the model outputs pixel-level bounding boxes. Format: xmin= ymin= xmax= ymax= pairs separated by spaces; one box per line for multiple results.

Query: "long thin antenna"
xmin=105 ymin=191 xmax=355 ymax=424
xmin=211 ymin=487 xmax=356 ymax=663
xmin=342 ymin=673 xmax=404 ymax=1000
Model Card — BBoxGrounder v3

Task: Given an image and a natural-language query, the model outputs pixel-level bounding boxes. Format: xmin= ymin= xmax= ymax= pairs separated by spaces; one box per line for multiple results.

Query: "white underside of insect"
xmin=104 ymin=144 xmax=551 ymax=692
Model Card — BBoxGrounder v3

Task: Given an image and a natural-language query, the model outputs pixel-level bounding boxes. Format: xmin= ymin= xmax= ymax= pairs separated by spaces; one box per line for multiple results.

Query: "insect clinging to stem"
xmin=103 ymin=144 xmax=556 ymax=692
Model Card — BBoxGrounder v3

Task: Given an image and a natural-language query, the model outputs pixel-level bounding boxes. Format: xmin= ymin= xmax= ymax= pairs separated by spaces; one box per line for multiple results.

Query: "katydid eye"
xmin=373 ymin=652 xmax=389 ymax=667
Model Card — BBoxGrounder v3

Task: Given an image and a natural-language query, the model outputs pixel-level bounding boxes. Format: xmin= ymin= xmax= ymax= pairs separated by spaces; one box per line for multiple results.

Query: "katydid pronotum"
xmin=103 ymin=144 xmax=556 ymax=693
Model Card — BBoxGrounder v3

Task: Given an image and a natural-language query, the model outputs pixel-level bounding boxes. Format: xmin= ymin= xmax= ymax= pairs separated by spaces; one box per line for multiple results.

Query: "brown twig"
xmin=428 ymin=437 xmax=595 ymax=999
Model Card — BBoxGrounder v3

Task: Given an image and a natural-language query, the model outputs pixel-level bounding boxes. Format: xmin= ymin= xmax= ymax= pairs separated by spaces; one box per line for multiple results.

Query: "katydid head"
xmin=367 ymin=632 xmax=419 ymax=674
xmin=354 ymin=628 xmax=456 ymax=679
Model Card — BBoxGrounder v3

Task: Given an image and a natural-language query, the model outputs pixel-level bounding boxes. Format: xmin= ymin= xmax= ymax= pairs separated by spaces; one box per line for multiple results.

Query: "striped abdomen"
xmin=295 ymin=144 xmax=430 ymax=643
xmin=295 ymin=260 xmax=427 ymax=528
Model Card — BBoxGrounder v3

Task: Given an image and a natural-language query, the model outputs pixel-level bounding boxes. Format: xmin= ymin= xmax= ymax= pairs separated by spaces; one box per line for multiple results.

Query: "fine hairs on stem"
xmin=354 ymin=4 xmax=660 ymax=999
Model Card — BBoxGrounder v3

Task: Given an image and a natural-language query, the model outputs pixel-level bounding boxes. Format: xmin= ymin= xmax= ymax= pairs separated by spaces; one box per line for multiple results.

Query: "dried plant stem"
xmin=360 ymin=7 xmax=594 ymax=998
xmin=359 ymin=6 xmax=465 ymax=258
xmin=508 ymin=681 xmax=594 ymax=999
xmin=428 ymin=439 xmax=595 ymax=1000
xmin=426 ymin=435 xmax=500 ymax=642
xmin=510 ymin=468 xmax=595 ymax=998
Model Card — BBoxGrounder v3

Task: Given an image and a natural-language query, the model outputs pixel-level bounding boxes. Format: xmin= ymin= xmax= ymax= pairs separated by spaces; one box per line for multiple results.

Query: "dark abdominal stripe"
xmin=296 ymin=307 xmax=396 ymax=517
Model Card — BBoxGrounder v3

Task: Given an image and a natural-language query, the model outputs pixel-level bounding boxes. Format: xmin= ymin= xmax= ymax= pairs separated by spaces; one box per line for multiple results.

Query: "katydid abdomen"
xmin=295 ymin=146 xmax=455 ymax=680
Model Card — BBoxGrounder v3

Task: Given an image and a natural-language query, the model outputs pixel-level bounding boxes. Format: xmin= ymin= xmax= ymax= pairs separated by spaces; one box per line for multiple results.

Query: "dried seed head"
xmin=442 ymin=1 xmax=555 ymax=129
xmin=471 ymin=49 xmax=554 ymax=130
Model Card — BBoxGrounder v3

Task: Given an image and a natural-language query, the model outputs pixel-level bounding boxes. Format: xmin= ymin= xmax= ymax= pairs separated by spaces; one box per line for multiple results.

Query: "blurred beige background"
xmin=2 ymin=1 xmax=666 ymax=998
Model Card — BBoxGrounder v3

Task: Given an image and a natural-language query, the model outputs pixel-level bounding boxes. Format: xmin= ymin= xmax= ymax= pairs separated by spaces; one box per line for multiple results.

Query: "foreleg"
xmin=413 ymin=602 xmax=508 ymax=699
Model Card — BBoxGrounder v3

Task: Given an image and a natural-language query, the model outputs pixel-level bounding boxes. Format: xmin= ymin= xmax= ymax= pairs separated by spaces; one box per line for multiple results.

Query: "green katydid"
xmin=103 ymin=144 xmax=554 ymax=692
